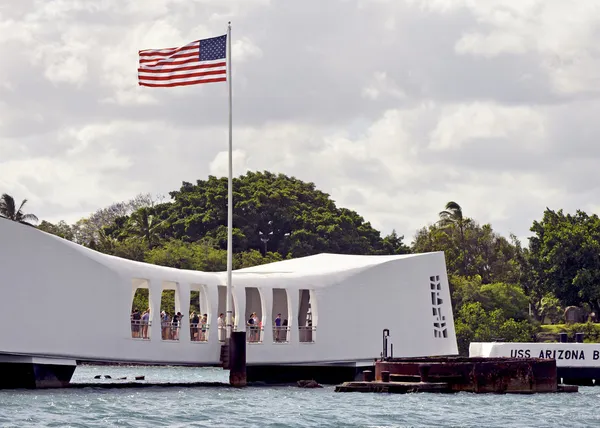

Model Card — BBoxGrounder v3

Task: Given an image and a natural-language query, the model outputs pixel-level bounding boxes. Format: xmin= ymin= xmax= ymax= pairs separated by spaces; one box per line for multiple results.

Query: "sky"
xmin=1 ymin=0 xmax=599 ymax=244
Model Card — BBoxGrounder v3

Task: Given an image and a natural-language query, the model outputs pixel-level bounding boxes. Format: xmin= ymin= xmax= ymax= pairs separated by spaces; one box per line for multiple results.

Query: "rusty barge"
xmin=335 ymin=356 xmax=578 ymax=394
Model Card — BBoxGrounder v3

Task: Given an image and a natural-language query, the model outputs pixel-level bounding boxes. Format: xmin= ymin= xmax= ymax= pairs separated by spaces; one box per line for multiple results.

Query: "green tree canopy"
xmin=107 ymin=171 xmax=408 ymax=258
xmin=528 ymin=208 xmax=600 ymax=310
xmin=412 ymin=218 xmax=522 ymax=285
xmin=450 ymin=275 xmax=529 ymax=321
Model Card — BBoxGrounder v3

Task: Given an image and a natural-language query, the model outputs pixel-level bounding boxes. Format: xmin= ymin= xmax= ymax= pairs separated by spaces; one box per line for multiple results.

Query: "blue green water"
xmin=0 ymin=365 xmax=598 ymax=427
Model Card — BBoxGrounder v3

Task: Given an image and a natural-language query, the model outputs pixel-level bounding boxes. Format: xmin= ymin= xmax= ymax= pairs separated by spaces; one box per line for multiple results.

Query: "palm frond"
xmin=444 ymin=201 xmax=462 ymax=212
xmin=0 ymin=194 xmax=15 ymax=218
xmin=20 ymin=213 xmax=39 ymax=223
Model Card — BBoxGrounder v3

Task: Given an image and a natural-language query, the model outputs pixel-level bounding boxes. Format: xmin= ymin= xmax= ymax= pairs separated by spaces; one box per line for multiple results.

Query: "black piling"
xmin=229 ymin=331 xmax=247 ymax=387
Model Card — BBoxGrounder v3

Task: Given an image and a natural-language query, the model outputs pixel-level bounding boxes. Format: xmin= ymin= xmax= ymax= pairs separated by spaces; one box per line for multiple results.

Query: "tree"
xmin=454 ymin=302 xmax=536 ymax=355
xmin=450 ymin=275 xmax=529 ymax=321
xmin=72 ymin=193 xmax=162 ymax=246
xmin=413 ymin=220 xmax=521 ymax=284
xmin=538 ymin=292 xmax=563 ymax=324
xmin=109 ymin=172 xmax=402 ymax=258
xmin=528 ymin=209 xmax=600 ymax=311
xmin=380 ymin=230 xmax=411 ymax=255
xmin=126 ymin=207 xmax=164 ymax=249
xmin=439 ymin=201 xmax=468 ymax=275
xmin=38 ymin=220 xmax=74 ymax=240
xmin=0 ymin=193 xmax=38 ymax=226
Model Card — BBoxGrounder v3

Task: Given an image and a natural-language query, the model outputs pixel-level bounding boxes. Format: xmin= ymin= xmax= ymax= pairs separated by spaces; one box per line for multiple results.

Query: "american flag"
xmin=138 ymin=35 xmax=227 ymax=88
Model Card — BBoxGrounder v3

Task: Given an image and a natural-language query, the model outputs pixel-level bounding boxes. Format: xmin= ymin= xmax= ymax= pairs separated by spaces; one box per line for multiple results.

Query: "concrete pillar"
xmin=261 ymin=287 xmax=273 ymax=344
xmin=178 ymin=282 xmax=190 ymax=343
xmin=289 ymin=287 xmax=299 ymax=344
xmin=148 ymin=279 xmax=162 ymax=341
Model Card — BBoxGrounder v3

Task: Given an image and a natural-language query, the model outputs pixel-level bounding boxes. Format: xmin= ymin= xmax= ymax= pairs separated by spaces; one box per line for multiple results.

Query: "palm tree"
xmin=438 ymin=201 xmax=467 ymax=275
xmin=0 ymin=193 xmax=39 ymax=226
xmin=127 ymin=207 xmax=164 ymax=249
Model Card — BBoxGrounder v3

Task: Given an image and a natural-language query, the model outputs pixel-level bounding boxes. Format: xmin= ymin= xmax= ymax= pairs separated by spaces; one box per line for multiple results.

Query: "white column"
xmin=178 ymin=282 xmax=190 ymax=343
xmin=206 ymin=283 xmax=219 ymax=343
xmin=148 ymin=279 xmax=162 ymax=341
xmin=261 ymin=287 xmax=273 ymax=344
xmin=288 ymin=287 xmax=299 ymax=344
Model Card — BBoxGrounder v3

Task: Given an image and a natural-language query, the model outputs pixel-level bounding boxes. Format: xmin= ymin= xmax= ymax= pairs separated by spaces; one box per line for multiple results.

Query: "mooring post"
xmin=382 ymin=329 xmax=390 ymax=360
xmin=229 ymin=331 xmax=247 ymax=387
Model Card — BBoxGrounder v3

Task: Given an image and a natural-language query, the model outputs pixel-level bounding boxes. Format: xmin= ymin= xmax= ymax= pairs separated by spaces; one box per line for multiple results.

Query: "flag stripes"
xmin=138 ymin=36 xmax=227 ymax=88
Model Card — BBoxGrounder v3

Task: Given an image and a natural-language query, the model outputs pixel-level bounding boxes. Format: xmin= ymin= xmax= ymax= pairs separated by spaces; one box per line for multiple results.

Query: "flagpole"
xmin=225 ymin=22 xmax=234 ymax=340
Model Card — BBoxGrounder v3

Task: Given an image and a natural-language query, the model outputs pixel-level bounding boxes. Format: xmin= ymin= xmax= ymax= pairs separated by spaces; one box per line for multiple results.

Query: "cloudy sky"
xmin=1 ymin=0 xmax=599 ymax=243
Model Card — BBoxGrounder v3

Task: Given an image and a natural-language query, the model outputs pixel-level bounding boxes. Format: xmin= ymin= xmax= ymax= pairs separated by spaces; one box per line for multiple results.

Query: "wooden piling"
xmin=229 ymin=331 xmax=247 ymax=387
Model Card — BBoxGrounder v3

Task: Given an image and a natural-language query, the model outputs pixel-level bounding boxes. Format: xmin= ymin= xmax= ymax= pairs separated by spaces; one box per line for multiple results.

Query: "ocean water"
xmin=0 ymin=365 xmax=598 ymax=427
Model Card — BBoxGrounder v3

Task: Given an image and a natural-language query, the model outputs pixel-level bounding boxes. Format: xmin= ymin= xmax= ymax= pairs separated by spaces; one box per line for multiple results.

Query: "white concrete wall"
xmin=471 ymin=342 xmax=600 ymax=367
xmin=243 ymin=252 xmax=458 ymax=364
xmin=0 ymin=218 xmax=458 ymax=365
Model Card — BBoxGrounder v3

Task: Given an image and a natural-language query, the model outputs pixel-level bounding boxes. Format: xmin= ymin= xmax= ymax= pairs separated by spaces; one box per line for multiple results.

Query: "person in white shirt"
xmin=217 ymin=313 xmax=225 ymax=342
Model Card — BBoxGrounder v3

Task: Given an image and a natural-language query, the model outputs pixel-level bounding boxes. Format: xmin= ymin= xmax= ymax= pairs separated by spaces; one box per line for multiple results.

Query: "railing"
xmin=273 ymin=326 xmax=290 ymax=343
xmin=161 ymin=322 xmax=181 ymax=341
xmin=299 ymin=326 xmax=316 ymax=343
xmin=246 ymin=325 xmax=264 ymax=343
xmin=130 ymin=320 xmax=151 ymax=340
xmin=190 ymin=323 xmax=210 ymax=342
xmin=130 ymin=320 xmax=315 ymax=343
xmin=217 ymin=325 xmax=238 ymax=342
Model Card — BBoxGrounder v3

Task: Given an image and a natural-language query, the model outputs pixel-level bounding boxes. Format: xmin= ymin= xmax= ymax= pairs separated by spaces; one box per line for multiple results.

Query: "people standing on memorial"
xmin=274 ymin=313 xmax=282 ymax=342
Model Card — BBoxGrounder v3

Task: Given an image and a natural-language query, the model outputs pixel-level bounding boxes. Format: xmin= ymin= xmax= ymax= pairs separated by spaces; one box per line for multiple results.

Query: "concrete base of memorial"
xmin=247 ymin=362 xmax=374 ymax=385
xmin=0 ymin=355 xmax=76 ymax=389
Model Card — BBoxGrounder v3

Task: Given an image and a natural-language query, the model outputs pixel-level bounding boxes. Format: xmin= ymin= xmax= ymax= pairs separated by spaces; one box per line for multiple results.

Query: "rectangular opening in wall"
xmin=160 ymin=289 xmax=179 ymax=341
xmin=190 ymin=286 xmax=209 ymax=342
xmin=272 ymin=288 xmax=290 ymax=343
xmin=131 ymin=280 xmax=151 ymax=340
xmin=245 ymin=287 xmax=264 ymax=343
xmin=298 ymin=289 xmax=316 ymax=343
xmin=218 ymin=285 xmax=237 ymax=341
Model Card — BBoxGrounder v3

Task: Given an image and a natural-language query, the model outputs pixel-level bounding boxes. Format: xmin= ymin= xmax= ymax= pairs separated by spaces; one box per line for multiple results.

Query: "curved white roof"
xmin=236 ymin=253 xmax=421 ymax=274
xmin=1 ymin=217 xmax=429 ymax=281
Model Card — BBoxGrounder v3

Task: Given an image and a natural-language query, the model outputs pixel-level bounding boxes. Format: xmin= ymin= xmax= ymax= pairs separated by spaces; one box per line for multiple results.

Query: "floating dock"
xmin=335 ymin=356 xmax=579 ymax=394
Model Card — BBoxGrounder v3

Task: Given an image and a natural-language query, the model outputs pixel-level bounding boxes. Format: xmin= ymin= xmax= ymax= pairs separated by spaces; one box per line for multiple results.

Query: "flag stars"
xmin=199 ymin=35 xmax=227 ymax=61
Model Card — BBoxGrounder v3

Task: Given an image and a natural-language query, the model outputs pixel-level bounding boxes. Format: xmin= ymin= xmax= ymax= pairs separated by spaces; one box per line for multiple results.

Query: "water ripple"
xmin=1 ymin=366 xmax=600 ymax=427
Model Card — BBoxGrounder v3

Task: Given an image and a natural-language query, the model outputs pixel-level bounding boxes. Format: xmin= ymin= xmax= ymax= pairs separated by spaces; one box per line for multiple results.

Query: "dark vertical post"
xmin=382 ymin=329 xmax=390 ymax=360
xmin=229 ymin=331 xmax=247 ymax=387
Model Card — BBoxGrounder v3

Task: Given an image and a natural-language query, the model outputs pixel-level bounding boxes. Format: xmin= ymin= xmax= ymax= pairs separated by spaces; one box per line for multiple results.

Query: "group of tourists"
xmin=130 ymin=308 xmax=150 ymax=339
xmin=189 ymin=311 xmax=209 ymax=342
xmin=246 ymin=312 xmax=262 ymax=342
xmin=131 ymin=308 xmax=290 ymax=343
xmin=160 ymin=310 xmax=183 ymax=340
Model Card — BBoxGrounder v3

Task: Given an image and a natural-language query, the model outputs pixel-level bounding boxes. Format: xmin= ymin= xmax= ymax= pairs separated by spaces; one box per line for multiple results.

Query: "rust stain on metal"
xmin=337 ymin=357 xmax=575 ymax=394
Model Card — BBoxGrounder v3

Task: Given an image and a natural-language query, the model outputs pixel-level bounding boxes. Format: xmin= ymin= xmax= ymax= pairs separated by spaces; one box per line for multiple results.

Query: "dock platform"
xmin=335 ymin=356 xmax=580 ymax=394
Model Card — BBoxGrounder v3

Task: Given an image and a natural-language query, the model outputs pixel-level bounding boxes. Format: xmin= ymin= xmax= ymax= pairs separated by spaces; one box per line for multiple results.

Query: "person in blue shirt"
xmin=274 ymin=313 xmax=282 ymax=342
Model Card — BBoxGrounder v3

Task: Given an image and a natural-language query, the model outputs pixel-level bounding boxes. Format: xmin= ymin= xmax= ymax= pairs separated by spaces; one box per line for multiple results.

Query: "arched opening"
xmin=245 ymin=287 xmax=264 ymax=343
xmin=130 ymin=279 xmax=151 ymax=340
xmin=272 ymin=288 xmax=290 ymax=343
xmin=298 ymin=289 xmax=316 ymax=343
xmin=190 ymin=285 xmax=210 ymax=342
xmin=160 ymin=281 xmax=181 ymax=341
xmin=218 ymin=285 xmax=237 ymax=342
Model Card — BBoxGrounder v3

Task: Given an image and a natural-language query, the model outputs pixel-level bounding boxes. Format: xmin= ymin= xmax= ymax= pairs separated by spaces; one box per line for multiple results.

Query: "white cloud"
xmin=429 ymin=102 xmax=546 ymax=151
xmin=2 ymin=0 xmax=600 ymax=243
xmin=209 ymin=149 xmax=250 ymax=177
xmin=362 ymin=72 xmax=406 ymax=100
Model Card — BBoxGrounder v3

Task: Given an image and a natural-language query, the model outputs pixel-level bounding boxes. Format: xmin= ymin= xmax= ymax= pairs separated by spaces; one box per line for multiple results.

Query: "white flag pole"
xmin=225 ymin=22 xmax=234 ymax=340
